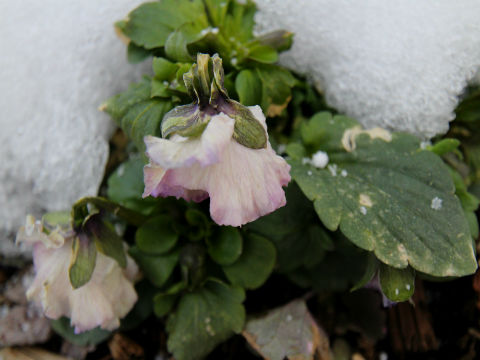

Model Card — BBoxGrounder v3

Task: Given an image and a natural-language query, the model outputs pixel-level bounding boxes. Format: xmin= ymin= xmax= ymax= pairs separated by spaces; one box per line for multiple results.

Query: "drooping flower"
xmin=17 ymin=215 xmax=138 ymax=333
xmin=143 ymin=54 xmax=291 ymax=227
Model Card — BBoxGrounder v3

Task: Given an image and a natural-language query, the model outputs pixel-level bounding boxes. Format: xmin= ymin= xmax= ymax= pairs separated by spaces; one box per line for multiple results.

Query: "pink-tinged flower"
xmin=16 ymin=216 xmax=139 ymax=333
xmin=143 ymin=105 xmax=291 ymax=227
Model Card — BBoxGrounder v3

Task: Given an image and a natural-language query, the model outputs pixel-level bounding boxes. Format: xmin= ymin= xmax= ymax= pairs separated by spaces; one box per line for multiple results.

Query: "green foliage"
xmin=248 ymin=184 xmax=332 ymax=273
xmin=51 ymin=317 xmax=111 ymax=346
xmin=222 ymin=234 xmax=276 ymax=289
xmin=136 ymin=215 xmax=179 ymax=254
xmin=166 ymin=280 xmax=245 ymax=360
xmin=207 ymin=227 xmax=243 ymax=266
xmin=130 ymin=245 xmax=180 ymax=287
xmin=104 ymin=0 xmax=297 ymax=152
xmin=378 ymin=264 xmax=415 ymax=302
xmin=288 ymin=112 xmax=477 ymax=277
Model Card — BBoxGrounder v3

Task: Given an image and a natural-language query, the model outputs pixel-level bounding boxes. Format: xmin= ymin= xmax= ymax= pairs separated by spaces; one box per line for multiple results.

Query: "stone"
xmin=255 ymin=0 xmax=480 ymax=139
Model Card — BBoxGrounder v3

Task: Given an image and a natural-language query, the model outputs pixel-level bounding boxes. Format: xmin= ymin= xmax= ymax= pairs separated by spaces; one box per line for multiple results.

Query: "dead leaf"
xmin=267 ymin=96 xmax=291 ymax=117
xmin=108 ymin=333 xmax=144 ymax=360
xmin=243 ymin=299 xmax=331 ymax=360
xmin=0 ymin=347 xmax=69 ymax=360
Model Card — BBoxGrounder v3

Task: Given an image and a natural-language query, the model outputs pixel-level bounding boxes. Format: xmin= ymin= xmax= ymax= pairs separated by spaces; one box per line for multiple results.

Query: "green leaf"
xmin=248 ymin=184 xmax=332 ymax=272
xmin=51 ymin=317 xmax=111 ymax=346
xmin=107 ymin=157 xmax=158 ymax=214
xmin=127 ymin=42 xmax=151 ymax=64
xmin=204 ymin=0 xmax=230 ymax=26
xmin=121 ymin=0 xmax=207 ymax=50
xmin=455 ymin=87 xmax=480 ymax=124
xmin=379 ymin=264 xmax=415 ymax=302
xmin=247 ymin=45 xmax=278 ymax=64
xmin=151 ymin=79 xmax=170 ymax=98
xmin=222 ymin=234 xmax=276 ymax=289
xmin=207 ymin=227 xmax=243 ymax=266
xmin=101 ymin=78 xmax=173 ymax=151
xmin=255 ymin=30 xmax=294 ymax=52
xmin=86 ymin=218 xmax=127 ymax=268
xmin=129 ymin=246 xmax=179 ymax=287
xmin=243 ymin=300 xmax=330 ymax=360
xmin=42 ymin=211 xmax=71 ymax=228
xmin=235 ymin=69 xmax=262 ymax=106
xmin=153 ymin=57 xmax=179 ymax=81
xmin=136 ymin=215 xmax=179 ymax=254
xmin=350 ymin=253 xmax=378 ymax=292
xmin=69 ymin=235 xmax=97 ymax=289
xmin=288 ymin=236 xmax=369 ymax=292
xmin=154 ymin=293 xmax=177 ymax=317
xmin=290 ymin=113 xmax=477 ymax=277
xmin=167 ymin=280 xmax=245 ymax=360
xmin=426 ymin=138 xmax=461 ymax=156
xmin=165 ymin=27 xmax=193 ymax=62
xmin=256 ymin=65 xmax=295 ymax=116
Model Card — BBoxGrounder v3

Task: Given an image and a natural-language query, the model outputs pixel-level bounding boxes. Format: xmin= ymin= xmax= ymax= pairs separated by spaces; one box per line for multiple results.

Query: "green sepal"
xmin=69 ymin=234 xmax=97 ymax=289
xmin=225 ymin=100 xmax=267 ymax=149
xmin=379 ymin=264 xmax=415 ymax=302
xmin=85 ymin=217 xmax=127 ymax=268
xmin=161 ymin=103 xmax=203 ymax=138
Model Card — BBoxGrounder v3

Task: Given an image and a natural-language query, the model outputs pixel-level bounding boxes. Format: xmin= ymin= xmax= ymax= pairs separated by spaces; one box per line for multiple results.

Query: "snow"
xmin=255 ymin=0 xmax=480 ymax=139
xmin=0 ymin=0 xmax=149 ymax=250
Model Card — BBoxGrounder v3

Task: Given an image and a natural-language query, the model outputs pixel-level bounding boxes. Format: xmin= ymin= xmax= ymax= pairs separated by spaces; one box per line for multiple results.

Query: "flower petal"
xmin=145 ymin=113 xmax=235 ymax=169
xmin=26 ymin=236 xmax=139 ymax=333
xmin=160 ymin=140 xmax=291 ymax=226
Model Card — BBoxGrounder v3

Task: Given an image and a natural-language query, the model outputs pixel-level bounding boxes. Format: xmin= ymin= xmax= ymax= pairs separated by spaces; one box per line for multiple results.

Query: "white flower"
xmin=143 ymin=106 xmax=291 ymax=227
xmin=17 ymin=216 xmax=138 ymax=333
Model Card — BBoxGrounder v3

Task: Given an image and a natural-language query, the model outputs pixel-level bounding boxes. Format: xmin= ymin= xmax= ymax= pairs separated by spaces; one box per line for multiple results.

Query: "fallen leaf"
xmin=108 ymin=333 xmax=144 ymax=360
xmin=243 ymin=299 xmax=331 ymax=360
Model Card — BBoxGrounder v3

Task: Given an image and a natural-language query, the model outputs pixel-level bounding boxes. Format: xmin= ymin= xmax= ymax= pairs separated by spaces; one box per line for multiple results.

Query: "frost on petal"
xmin=26 ymin=237 xmax=138 ymax=333
xmin=145 ymin=114 xmax=235 ymax=169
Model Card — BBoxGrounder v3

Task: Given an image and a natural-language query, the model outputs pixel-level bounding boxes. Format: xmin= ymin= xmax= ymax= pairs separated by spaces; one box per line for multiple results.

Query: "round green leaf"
xmin=129 ymin=246 xmax=179 ymax=288
xmin=222 ymin=234 xmax=276 ymax=289
xmin=235 ymin=69 xmax=262 ymax=106
xmin=207 ymin=227 xmax=243 ymax=266
xmin=136 ymin=215 xmax=178 ymax=255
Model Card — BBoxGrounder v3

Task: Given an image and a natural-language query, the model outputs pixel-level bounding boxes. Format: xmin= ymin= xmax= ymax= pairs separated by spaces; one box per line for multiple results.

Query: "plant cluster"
xmin=18 ymin=1 xmax=480 ymax=359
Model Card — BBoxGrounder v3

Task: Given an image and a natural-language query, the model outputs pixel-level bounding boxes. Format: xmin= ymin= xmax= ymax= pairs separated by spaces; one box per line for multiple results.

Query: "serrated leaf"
xmin=69 ymin=234 xmax=97 ymax=289
xmin=136 ymin=215 xmax=178 ymax=255
xmin=235 ymin=69 xmax=262 ymax=106
xmin=379 ymin=264 xmax=415 ymax=302
xmin=129 ymin=246 xmax=179 ymax=287
xmin=121 ymin=0 xmax=207 ymax=50
xmin=243 ymin=300 xmax=331 ymax=360
xmin=51 ymin=317 xmax=111 ymax=346
xmin=247 ymin=45 xmax=278 ymax=64
xmin=207 ymin=227 xmax=243 ymax=266
xmin=166 ymin=280 xmax=245 ymax=360
xmin=102 ymin=78 xmax=173 ymax=151
xmin=290 ymin=114 xmax=477 ymax=277
xmin=222 ymin=234 xmax=276 ymax=289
